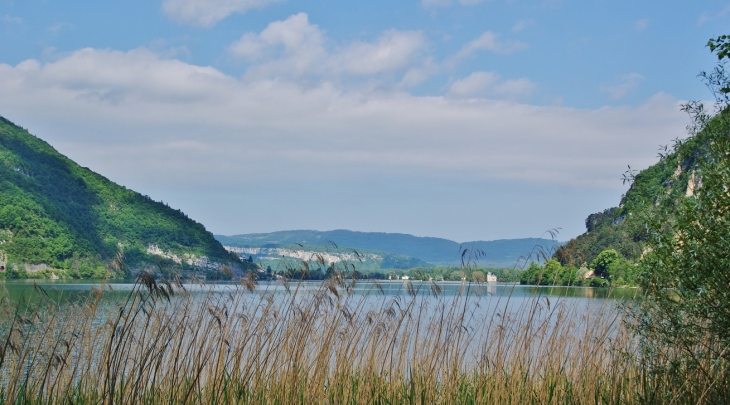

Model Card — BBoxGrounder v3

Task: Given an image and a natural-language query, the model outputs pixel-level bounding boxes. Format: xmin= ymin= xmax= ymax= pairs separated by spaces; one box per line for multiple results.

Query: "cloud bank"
xmin=601 ymin=73 xmax=645 ymax=99
xmin=162 ymin=0 xmax=282 ymax=27
xmin=229 ymin=13 xmax=427 ymax=81
xmin=455 ymin=31 xmax=528 ymax=58
xmin=422 ymin=0 xmax=484 ymax=8
xmin=448 ymin=71 xmax=537 ymax=100
xmin=0 ymin=47 xmax=687 ymax=195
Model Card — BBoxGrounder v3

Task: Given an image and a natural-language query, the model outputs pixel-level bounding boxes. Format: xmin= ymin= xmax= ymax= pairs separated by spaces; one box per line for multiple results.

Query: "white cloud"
xmin=399 ymin=59 xmax=439 ymax=88
xmin=48 ymin=22 xmax=75 ymax=34
xmin=601 ymin=73 xmax=644 ymax=99
xmin=634 ymin=18 xmax=649 ymax=32
xmin=0 ymin=48 xmax=687 ymax=195
xmin=448 ymin=71 xmax=536 ymax=100
xmin=162 ymin=0 xmax=282 ymax=27
xmin=2 ymin=15 xmax=22 ymax=24
xmin=455 ymin=31 xmax=527 ymax=59
xmin=229 ymin=13 xmax=327 ymax=76
xmin=448 ymin=71 xmax=499 ymax=97
xmin=336 ymin=30 xmax=425 ymax=75
xmin=512 ymin=20 xmax=534 ymax=33
xmin=422 ymin=0 xmax=484 ymax=7
xmin=229 ymin=13 xmax=426 ymax=79
xmin=698 ymin=5 xmax=730 ymax=26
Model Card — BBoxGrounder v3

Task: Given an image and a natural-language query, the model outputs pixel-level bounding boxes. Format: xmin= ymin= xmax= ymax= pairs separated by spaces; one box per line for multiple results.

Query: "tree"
xmin=627 ymin=38 xmax=730 ymax=400
xmin=709 ymin=35 xmax=730 ymax=59
xmin=554 ymin=239 xmax=584 ymax=266
xmin=471 ymin=270 xmax=485 ymax=282
xmin=589 ymin=249 xmax=619 ymax=279
xmin=519 ymin=262 xmax=540 ymax=285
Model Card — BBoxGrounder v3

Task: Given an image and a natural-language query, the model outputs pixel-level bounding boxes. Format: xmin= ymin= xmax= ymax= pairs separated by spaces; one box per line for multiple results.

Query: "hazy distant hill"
xmin=216 ymin=230 xmax=562 ymax=268
xmin=0 ymin=116 xmax=238 ymax=275
xmin=224 ymin=243 xmax=432 ymax=271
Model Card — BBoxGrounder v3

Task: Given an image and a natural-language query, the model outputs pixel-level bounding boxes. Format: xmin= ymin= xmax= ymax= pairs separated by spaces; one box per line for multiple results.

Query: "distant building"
xmin=401 ymin=275 xmax=410 ymax=280
xmin=486 ymin=272 xmax=497 ymax=283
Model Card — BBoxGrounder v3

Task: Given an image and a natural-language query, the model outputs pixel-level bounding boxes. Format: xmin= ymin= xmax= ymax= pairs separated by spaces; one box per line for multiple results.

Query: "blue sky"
xmin=0 ymin=0 xmax=728 ymax=242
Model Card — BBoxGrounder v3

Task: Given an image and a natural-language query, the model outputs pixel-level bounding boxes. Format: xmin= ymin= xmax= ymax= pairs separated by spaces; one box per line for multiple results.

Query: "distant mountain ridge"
xmin=216 ymin=230 xmax=562 ymax=268
xmin=0 ymin=115 xmax=239 ymax=276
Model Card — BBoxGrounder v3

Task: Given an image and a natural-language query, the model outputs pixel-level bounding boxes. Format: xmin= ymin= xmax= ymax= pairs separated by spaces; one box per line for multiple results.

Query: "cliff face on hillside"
xmin=218 ymin=230 xmax=562 ymax=268
xmin=557 ymin=121 xmax=706 ymax=265
xmin=0 ymin=116 xmax=238 ymax=274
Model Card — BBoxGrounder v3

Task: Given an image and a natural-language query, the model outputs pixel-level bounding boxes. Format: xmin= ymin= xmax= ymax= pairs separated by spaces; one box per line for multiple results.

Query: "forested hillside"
xmin=523 ymin=123 xmax=712 ymax=288
xmin=217 ymin=230 xmax=561 ymax=267
xmin=554 ymin=135 xmax=696 ymax=266
xmin=0 ymin=116 xmax=238 ymax=277
xmin=548 ymin=109 xmax=726 ymax=287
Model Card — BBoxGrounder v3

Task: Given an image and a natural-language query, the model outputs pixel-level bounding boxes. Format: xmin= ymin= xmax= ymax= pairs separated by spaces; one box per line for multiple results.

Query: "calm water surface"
xmin=0 ymin=280 xmax=636 ymax=377
xmin=1 ymin=279 xmax=637 ymax=312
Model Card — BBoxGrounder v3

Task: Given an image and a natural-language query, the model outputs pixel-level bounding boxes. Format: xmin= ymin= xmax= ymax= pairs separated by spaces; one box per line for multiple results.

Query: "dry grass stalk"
xmin=0 ymin=276 xmax=725 ymax=404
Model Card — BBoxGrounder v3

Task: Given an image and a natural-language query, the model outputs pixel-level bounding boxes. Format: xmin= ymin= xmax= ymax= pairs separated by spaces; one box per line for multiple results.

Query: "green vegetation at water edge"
xmin=239 ymin=259 xmax=517 ymax=283
xmin=520 ymin=250 xmax=638 ymax=288
xmin=628 ymin=34 xmax=730 ymax=387
xmin=521 ymin=37 xmax=730 ymax=400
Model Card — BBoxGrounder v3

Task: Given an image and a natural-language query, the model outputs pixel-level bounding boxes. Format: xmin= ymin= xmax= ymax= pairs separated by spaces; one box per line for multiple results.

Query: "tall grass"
xmin=0 ymin=275 xmax=726 ymax=404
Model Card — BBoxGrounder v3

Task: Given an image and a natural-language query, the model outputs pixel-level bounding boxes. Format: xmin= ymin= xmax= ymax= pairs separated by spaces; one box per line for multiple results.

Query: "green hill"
xmin=556 ymin=113 xmax=712 ymax=266
xmin=0 ymin=116 xmax=239 ymax=277
xmin=216 ymin=230 xmax=561 ymax=268
xmin=225 ymin=242 xmax=432 ymax=272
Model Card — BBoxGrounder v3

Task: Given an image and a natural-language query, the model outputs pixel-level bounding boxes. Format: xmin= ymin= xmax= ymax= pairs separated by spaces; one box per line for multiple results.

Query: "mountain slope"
xmin=557 ymin=116 xmax=704 ymax=265
xmin=225 ymin=243 xmax=432 ymax=271
xmin=0 ymin=116 xmax=237 ymax=273
xmin=217 ymin=230 xmax=561 ymax=267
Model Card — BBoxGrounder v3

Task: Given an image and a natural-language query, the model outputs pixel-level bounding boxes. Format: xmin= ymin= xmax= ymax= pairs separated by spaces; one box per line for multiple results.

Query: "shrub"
xmin=627 ymin=37 xmax=730 ymax=401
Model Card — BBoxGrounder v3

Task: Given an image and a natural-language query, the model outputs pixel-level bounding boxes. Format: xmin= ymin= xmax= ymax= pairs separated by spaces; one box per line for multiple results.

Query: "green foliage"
xmin=555 ymin=126 xmax=698 ymax=266
xmin=0 ymin=116 xmax=237 ymax=276
xmin=6 ymin=264 xmax=27 ymax=279
xmin=605 ymin=257 xmax=637 ymax=287
xmin=588 ymin=277 xmax=609 ymax=288
xmin=554 ymin=207 xmax=640 ymax=265
xmin=627 ymin=40 xmax=730 ymax=398
xmin=403 ymin=266 xmax=514 ymax=282
xmin=470 ymin=270 xmax=485 ymax=282
xmin=708 ymin=35 xmax=730 ymax=61
xmin=519 ymin=260 xmax=582 ymax=286
xmin=495 ymin=267 xmax=523 ymax=282
xmin=634 ymin=109 xmax=730 ymax=354
xmin=707 ymin=35 xmax=730 ymax=102
xmin=590 ymin=249 xmax=619 ymax=279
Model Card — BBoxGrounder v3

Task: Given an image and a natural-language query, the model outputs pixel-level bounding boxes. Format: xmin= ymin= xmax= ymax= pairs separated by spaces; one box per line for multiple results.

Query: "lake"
xmin=1 ymin=279 xmax=636 ymax=353
xmin=0 ymin=278 xmax=639 ymax=403
xmin=0 ymin=279 xmax=637 ymax=309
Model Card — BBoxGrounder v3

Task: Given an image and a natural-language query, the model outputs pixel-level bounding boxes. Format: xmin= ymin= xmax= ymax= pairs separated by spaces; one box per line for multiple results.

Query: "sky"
xmin=0 ymin=0 xmax=728 ymax=243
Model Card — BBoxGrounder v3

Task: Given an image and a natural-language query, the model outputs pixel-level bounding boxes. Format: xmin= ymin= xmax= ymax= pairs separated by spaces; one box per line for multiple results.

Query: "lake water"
xmin=0 ymin=279 xmax=638 ymax=395
xmin=0 ymin=279 xmax=638 ymax=307
xmin=1 ymin=279 xmax=636 ymax=347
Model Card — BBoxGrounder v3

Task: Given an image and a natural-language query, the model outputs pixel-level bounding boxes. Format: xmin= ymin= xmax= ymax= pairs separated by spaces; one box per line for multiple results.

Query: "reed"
xmin=0 ymin=275 xmax=725 ymax=404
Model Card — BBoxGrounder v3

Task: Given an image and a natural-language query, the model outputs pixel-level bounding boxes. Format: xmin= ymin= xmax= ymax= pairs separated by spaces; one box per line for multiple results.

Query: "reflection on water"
xmin=0 ymin=277 xmax=637 ymax=403
xmin=0 ymin=279 xmax=638 ymax=309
